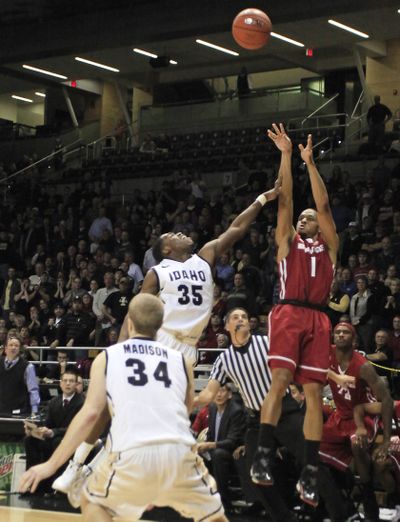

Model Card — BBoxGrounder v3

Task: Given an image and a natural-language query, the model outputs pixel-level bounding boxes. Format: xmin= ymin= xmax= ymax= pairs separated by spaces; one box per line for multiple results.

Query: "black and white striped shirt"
xmin=210 ymin=334 xmax=272 ymax=411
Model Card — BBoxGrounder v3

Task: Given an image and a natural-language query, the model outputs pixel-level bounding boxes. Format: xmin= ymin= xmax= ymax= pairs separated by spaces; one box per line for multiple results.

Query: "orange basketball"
xmin=232 ymin=8 xmax=272 ymax=50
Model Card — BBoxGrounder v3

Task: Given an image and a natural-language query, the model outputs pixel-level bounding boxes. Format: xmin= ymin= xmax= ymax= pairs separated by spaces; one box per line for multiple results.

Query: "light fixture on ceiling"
xmin=75 ymin=57 xmax=119 ymax=72
xmin=23 ymin=64 xmax=68 ymax=79
xmin=35 ymin=92 xmax=46 ymax=97
xmin=328 ymin=19 xmax=369 ymax=38
xmin=271 ymin=32 xmax=305 ymax=47
xmin=133 ymin=48 xmax=178 ymax=65
xmin=195 ymin=39 xmax=239 ymax=56
xmin=12 ymin=95 xmax=33 ymax=103
xmin=133 ymin=48 xmax=158 ymax=58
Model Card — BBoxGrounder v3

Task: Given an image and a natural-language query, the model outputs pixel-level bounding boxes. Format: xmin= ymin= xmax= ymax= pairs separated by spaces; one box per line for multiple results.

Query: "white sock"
xmin=73 ymin=442 xmax=94 ymax=465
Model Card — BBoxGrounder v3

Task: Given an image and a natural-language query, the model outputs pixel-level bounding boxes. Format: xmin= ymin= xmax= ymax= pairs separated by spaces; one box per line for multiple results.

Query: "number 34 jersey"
xmin=152 ymin=255 xmax=213 ymax=346
xmin=106 ymin=338 xmax=194 ymax=452
xmin=279 ymin=233 xmax=334 ymax=306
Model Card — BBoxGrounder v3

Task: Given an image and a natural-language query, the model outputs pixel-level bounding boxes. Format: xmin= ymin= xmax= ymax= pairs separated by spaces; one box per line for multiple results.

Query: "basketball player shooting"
xmin=251 ymin=124 xmax=339 ymax=507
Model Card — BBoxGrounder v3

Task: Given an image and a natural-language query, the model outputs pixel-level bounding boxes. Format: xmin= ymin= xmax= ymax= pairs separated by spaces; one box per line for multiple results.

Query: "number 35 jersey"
xmin=279 ymin=233 xmax=334 ymax=306
xmin=106 ymin=338 xmax=194 ymax=451
xmin=152 ymin=254 xmax=213 ymax=346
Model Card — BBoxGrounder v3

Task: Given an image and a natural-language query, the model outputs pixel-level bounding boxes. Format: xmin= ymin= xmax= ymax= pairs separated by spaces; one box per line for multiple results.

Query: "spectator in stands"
xmin=331 ymin=194 xmax=354 ymax=234
xmin=353 ymin=250 xmax=373 ymax=279
xmin=63 ymin=296 xmax=95 ymax=357
xmin=350 ymin=276 xmax=374 ymax=351
xmin=196 ymin=383 xmax=246 ymax=512
xmin=211 ymin=284 xmax=227 ymax=319
xmin=125 ymin=251 xmax=144 ymax=294
xmin=339 ymin=267 xmax=356 ymax=297
xmin=43 ymin=303 xmax=66 ymax=354
xmin=191 ymin=405 xmax=209 ymax=437
xmin=46 ymin=349 xmax=70 ymax=381
xmin=226 ymin=273 xmax=256 ymax=315
xmin=92 ymin=272 xmax=118 ymax=346
xmin=62 ymin=276 xmax=85 ymax=307
xmin=88 ymin=207 xmax=112 ymax=244
xmin=366 ymin=329 xmax=393 ymax=378
xmin=357 ymin=194 xmax=378 ymax=228
xmin=380 ymin=278 xmax=400 ymax=327
xmin=341 ymin=222 xmax=362 ymax=266
xmin=215 ymin=254 xmax=235 ymax=291
xmin=142 ymin=233 xmax=158 ymax=275
xmin=326 ymin=278 xmax=350 ymax=327
xmin=102 ymin=276 xmax=132 ymax=330
xmin=0 ymin=335 xmax=40 ymax=415
xmin=0 ymin=267 xmax=20 ymax=318
xmin=249 ymin=315 xmax=264 ymax=336
xmin=367 ymin=95 xmax=392 ymax=152
xmin=24 ymin=368 xmax=84 ymax=494
xmin=139 ymin=133 xmax=157 ymax=155
xmin=238 ymin=253 xmax=261 ymax=298
xmin=197 ymin=314 xmax=225 ymax=352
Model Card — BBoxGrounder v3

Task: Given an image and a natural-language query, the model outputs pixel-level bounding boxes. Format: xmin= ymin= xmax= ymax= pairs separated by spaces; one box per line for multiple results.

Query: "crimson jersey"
xmin=279 ymin=233 xmax=334 ymax=305
xmin=328 ymin=346 xmax=376 ymax=420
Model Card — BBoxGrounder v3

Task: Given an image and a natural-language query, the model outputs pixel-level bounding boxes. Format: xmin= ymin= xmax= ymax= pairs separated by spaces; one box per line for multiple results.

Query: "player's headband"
xmin=333 ymin=322 xmax=356 ymax=339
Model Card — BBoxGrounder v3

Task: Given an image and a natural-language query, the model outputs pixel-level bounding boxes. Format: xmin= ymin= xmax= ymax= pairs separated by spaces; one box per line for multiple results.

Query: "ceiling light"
xmin=35 ymin=92 xmax=46 ymax=97
xmin=271 ymin=32 xmax=305 ymax=47
xmin=328 ymin=19 xmax=369 ymax=38
xmin=196 ymin=39 xmax=239 ymax=56
xmin=133 ymin=48 xmax=158 ymax=58
xmin=75 ymin=57 xmax=119 ymax=72
xmin=12 ymin=95 xmax=33 ymax=103
xmin=23 ymin=64 xmax=67 ymax=79
xmin=169 ymin=59 xmax=178 ymax=65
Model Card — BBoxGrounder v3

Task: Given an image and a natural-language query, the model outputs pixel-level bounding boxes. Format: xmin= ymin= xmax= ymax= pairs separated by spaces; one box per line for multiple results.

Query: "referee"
xmin=195 ymin=307 xmax=346 ymax=522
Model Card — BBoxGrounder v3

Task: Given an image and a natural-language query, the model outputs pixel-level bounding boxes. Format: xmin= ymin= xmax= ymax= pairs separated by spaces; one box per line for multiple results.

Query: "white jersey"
xmin=106 ymin=338 xmax=194 ymax=452
xmin=152 ymin=254 xmax=213 ymax=346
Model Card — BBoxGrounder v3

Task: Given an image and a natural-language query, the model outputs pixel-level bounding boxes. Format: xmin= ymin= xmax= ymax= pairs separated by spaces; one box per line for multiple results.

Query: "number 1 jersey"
xmin=106 ymin=338 xmax=194 ymax=452
xmin=152 ymin=254 xmax=213 ymax=346
xmin=279 ymin=233 xmax=334 ymax=306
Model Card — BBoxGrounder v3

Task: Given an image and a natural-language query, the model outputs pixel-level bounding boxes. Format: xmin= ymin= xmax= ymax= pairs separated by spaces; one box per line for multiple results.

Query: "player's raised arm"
xmin=199 ymin=180 xmax=280 ymax=266
xmin=299 ymin=135 xmax=339 ymax=258
xmin=268 ymin=123 xmax=295 ymax=259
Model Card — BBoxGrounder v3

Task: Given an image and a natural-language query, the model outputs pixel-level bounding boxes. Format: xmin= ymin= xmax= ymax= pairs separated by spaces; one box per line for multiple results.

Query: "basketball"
xmin=232 ymin=8 xmax=272 ymax=50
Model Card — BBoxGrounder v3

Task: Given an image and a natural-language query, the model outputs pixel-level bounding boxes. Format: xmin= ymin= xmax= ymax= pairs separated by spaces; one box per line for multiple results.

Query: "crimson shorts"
xmin=268 ymin=304 xmax=331 ymax=384
xmin=319 ymin=410 xmax=379 ymax=471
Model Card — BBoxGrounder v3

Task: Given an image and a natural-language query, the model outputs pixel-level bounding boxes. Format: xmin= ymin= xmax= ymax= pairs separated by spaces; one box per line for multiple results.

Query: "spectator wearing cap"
xmin=349 ymin=275 xmax=374 ymax=352
xmin=44 ymin=303 xmax=66 ymax=353
xmin=341 ymin=222 xmax=363 ymax=266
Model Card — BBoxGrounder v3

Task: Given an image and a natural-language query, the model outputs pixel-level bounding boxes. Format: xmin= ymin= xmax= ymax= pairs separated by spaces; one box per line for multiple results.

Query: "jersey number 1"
xmin=125 ymin=358 xmax=172 ymax=388
xmin=310 ymin=256 xmax=316 ymax=278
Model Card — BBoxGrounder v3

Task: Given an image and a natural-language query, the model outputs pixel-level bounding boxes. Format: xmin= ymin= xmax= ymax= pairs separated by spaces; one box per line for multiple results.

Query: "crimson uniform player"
xmin=251 ymin=124 xmax=339 ymax=507
xmin=320 ymin=322 xmax=393 ymax=520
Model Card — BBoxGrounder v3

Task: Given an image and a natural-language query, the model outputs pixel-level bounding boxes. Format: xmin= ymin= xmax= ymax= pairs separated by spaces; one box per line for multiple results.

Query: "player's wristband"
xmin=255 ymin=194 xmax=268 ymax=206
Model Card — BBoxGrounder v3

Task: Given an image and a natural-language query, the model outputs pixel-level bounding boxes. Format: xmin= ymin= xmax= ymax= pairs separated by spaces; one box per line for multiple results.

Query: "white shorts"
xmin=83 ymin=443 xmax=224 ymax=521
xmin=157 ymin=329 xmax=198 ymax=367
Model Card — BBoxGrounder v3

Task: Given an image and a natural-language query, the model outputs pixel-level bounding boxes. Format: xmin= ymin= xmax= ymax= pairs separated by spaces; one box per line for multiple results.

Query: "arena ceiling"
xmin=0 ymin=0 xmax=399 ymax=96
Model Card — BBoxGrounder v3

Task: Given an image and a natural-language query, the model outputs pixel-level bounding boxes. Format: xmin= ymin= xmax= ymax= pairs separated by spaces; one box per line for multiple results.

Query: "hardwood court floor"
xmin=0 ymin=506 xmax=157 ymax=521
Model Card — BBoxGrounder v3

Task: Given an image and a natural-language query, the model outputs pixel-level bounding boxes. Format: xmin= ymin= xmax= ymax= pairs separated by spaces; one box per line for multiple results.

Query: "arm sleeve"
xmin=209 ymin=355 xmax=228 ymax=386
xmin=24 ymin=363 xmax=40 ymax=414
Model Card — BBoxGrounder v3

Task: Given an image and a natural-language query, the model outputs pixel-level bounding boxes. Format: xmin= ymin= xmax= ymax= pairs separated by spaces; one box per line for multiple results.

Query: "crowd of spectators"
xmin=0 ymin=153 xmax=399 ymax=391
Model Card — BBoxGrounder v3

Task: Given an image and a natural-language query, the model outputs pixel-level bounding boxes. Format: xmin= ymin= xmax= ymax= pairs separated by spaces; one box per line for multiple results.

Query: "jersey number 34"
xmin=125 ymin=358 xmax=172 ymax=388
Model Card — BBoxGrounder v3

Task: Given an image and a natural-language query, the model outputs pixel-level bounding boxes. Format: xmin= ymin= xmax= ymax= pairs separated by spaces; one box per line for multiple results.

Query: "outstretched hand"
xmin=267 ymin=123 xmax=292 ymax=153
xmin=264 ymin=177 xmax=282 ymax=202
xmin=298 ymin=134 xmax=314 ymax=165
